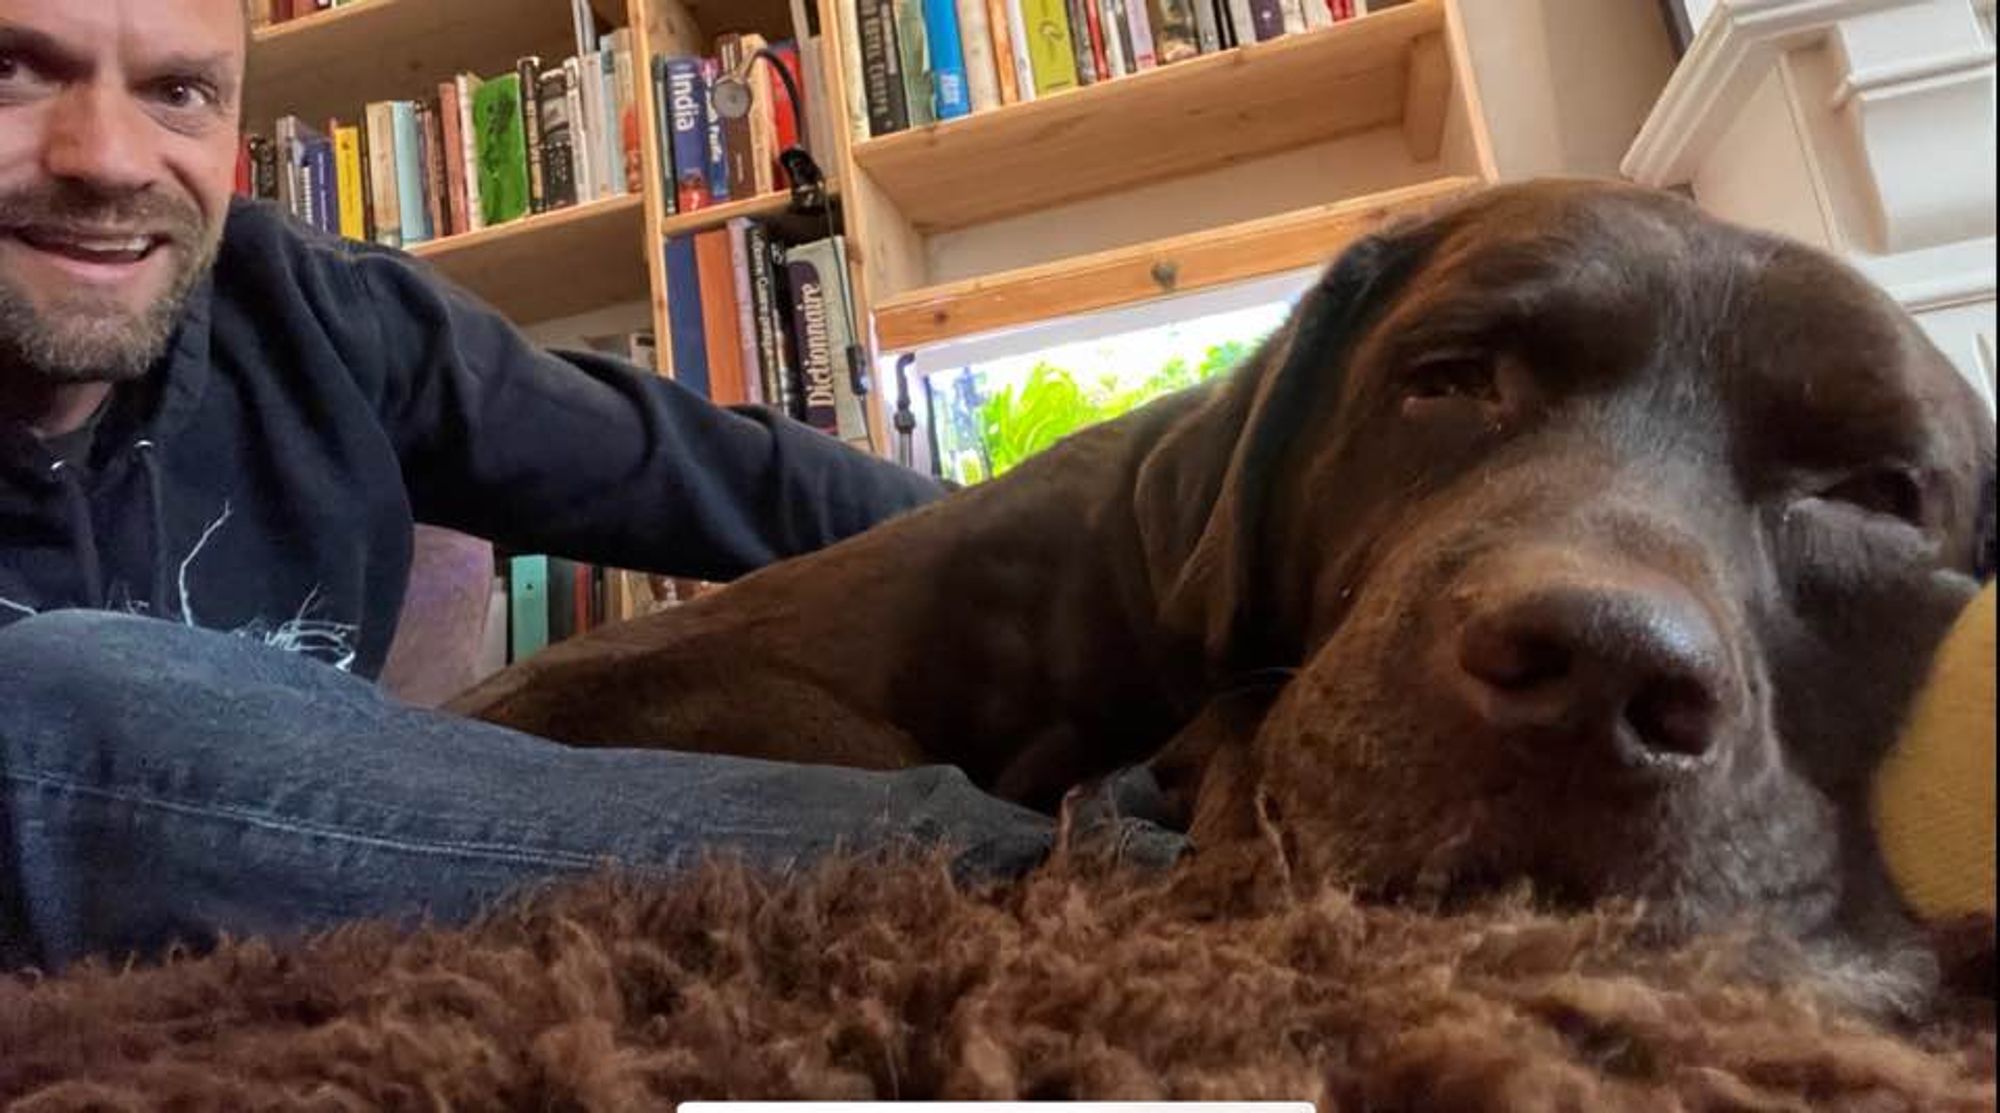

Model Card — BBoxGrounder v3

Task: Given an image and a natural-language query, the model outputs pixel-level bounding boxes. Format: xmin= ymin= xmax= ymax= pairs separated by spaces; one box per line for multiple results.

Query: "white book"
xmin=1124 ymin=0 xmax=1158 ymax=67
xmin=577 ymin=52 xmax=605 ymax=200
xmin=454 ymin=74 xmax=485 ymax=230
xmin=607 ymin=31 xmax=636 ymax=195
xmin=1280 ymin=0 xmax=1307 ymax=34
xmin=1226 ymin=0 xmax=1254 ymax=44
xmin=1005 ymin=0 xmax=1037 ymax=102
xmin=726 ymin=219 xmax=763 ymax=406
xmin=832 ymin=0 xmax=872 ymax=141
xmin=1097 ymin=0 xmax=1129 ymax=76
xmin=955 ymin=0 xmax=1003 ymax=111
xmin=563 ymin=56 xmax=595 ymax=202
xmin=1301 ymin=0 xmax=1334 ymax=29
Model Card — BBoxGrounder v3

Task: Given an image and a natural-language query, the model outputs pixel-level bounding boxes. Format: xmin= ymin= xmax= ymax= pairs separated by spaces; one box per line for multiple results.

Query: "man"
xmin=0 ymin=0 xmax=1178 ymax=970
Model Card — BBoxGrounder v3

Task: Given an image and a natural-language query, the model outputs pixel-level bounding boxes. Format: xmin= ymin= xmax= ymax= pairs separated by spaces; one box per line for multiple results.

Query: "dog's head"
xmin=1138 ymin=181 xmax=1995 ymax=990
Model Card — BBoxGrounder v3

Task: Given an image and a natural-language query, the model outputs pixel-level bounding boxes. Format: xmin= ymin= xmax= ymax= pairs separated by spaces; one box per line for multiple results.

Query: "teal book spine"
xmin=390 ymin=100 xmax=431 ymax=246
xmin=509 ymin=555 xmax=549 ymax=662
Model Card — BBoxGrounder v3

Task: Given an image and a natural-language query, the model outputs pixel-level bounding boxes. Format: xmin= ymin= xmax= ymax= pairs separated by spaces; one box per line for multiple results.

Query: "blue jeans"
xmin=0 ymin=611 xmax=1183 ymax=970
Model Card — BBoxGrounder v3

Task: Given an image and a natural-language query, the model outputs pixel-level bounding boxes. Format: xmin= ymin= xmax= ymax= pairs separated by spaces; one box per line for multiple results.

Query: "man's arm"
xmin=351 ymin=247 xmax=946 ymax=581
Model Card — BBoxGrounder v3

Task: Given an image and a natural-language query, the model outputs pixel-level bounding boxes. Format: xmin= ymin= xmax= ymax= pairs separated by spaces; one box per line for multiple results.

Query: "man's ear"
xmin=1132 ymin=224 xmax=1430 ymax=682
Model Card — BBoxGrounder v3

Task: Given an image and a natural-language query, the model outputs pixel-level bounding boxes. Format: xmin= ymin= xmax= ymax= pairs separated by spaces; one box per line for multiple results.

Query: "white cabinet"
xmin=1625 ymin=0 xmax=1996 ymax=413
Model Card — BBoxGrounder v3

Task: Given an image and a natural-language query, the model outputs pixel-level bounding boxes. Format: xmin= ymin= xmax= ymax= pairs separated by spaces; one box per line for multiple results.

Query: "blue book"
xmin=306 ymin=137 xmax=336 ymax=235
xmin=662 ymin=56 xmax=711 ymax=210
xmin=699 ymin=57 xmax=731 ymax=203
xmin=389 ymin=100 xmax=431 ymax=246
xmin=920 ymin=0 xmax=972 ymax=119
xmin=662 ymin=235 xmax=710 ymax=398
xmin=508 ymin=555 xmax=549 ymax=662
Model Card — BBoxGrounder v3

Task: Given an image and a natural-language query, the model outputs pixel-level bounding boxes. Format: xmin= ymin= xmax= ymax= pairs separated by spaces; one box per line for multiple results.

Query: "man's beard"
xmin=0 ymin=182 xmax=219 ymax=385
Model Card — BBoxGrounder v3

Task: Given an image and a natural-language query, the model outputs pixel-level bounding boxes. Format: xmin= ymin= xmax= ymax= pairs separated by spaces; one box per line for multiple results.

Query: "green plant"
xmin=976 ymin=340 xmax=1254 ymax=477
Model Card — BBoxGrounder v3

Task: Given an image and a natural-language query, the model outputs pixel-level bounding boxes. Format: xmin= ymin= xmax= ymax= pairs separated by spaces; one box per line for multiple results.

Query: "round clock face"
xmin=712 ymin=75 xmax=754 ymax=120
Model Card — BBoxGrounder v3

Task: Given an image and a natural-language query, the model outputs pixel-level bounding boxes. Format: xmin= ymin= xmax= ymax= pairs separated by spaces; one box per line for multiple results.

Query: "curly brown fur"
xmin=2 ymin=851 xmax=1991 ymax=1111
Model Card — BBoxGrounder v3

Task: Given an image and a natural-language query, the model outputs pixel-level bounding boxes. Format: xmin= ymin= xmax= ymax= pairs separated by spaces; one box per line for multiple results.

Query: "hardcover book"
xmin=784 ymin=236 xmax=867 ymax=446
xmin=956 ymin=0 xmax=1002 ymax=110
xmin=892 ymin=0 xmax=935 ymax=126
xmin=331 ymin=123 xmax=366 ymax=240
xmin=1147 ymin=0 xmax=1201 ymax=61
xmin=516 ymin=57 xmax=547 ymax=213
xmin=857 ymin=0 xmax=910 ymax=135
xmin=363 ymin=102 xmax=402 ymax=246
xmin=537 ymin=67 xmax=578 ymax=210
xmin=1020 ymin=0 xmax=1081 ymax=94
xmin=661 ymin=57 xmax=711 ymax=211
xmin=454 ymin=74 xmax=487 ymax=231
xmin=471 ymin=75 xmax=531 ymax=226
xmin=921 ymin=0 xmax=974 ymax=119
xmin=389 ymin=100 xmax=430 ymax=245
xmin=699 ymin=56 xmax=733 ymax=203
xmin=662 ymin=235 xmax=711 ymax=398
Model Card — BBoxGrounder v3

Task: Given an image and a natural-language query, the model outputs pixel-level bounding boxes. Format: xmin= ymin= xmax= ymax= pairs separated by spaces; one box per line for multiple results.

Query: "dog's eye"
xmin=1821 ymin=467 xmax=1925 ymax=525
xmin=1404 ymin=355 xmax=1500 ymax=405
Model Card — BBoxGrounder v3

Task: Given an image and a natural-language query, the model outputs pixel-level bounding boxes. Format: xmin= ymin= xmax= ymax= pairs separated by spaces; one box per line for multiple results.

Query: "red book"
xmin=437 ymin=80 xmax=470 ymax=235
xmin=1083 ymin=1 xmax=1112 ymax=80
xmin=693 ymin=228 xmax=748 ymax=406
xmin=233 ymin=137 xmax=252 ymax=197
xmin=765 ymin=42 xmax=803 ymax=188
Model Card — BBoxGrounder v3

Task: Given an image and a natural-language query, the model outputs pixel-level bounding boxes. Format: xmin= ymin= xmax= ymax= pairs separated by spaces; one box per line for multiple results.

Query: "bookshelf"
xmin=251 ymin=0 xmax=1497 ymax=454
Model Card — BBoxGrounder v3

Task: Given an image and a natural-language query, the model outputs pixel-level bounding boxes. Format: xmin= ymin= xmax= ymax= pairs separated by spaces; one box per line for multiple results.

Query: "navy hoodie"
xmin=0 ymin=199 xmax=943 ymax=678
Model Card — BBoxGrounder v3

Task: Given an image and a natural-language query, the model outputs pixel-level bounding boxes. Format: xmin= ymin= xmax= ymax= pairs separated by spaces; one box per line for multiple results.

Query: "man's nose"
xmin=43 ymin=84 xmax=160 ymax=193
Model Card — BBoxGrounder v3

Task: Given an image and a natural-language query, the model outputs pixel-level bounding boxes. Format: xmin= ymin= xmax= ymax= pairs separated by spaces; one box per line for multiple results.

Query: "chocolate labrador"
xmin=452 ymin=181 xmax=1994 ymax=985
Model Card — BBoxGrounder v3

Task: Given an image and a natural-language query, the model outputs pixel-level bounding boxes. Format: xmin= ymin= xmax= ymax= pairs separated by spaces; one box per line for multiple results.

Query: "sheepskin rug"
xmin=2 ymin=845 xmax=1992 ymax=1111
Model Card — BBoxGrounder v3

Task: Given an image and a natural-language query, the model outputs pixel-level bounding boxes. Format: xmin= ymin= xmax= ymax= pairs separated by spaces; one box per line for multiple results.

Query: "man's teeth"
xmin=19 ymin=230 xmax=157 ymax=260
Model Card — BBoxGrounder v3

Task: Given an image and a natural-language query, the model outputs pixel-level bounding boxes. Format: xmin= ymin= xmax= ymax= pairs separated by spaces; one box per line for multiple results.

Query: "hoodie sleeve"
xmin=346 ymin=246 xmax=945 ymax=582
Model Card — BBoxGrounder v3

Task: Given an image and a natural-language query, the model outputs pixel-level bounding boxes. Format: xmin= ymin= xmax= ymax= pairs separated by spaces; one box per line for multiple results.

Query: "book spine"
xmin=741 ymin=34 xmax=777 ymax=196
xmin=1186 ymin=0 xmax=1221 ymax=52
xmin=984 ymin=0 xmax=1021 ymax=103
xmin=661 ymin=235 xmax=710 ymax=397
xmin=599 ymin=51 xmax=622 ymax=196
xmin=745 ymin=223 xmax=791 ymax=417
xmin=1064 ymin=0 xmax=1100 ymax=84
xmin=308 ymin=137 xmax=335 ymax=233
xmin=1082 ymin=0 xmax=1113 ymax=79
xmin=650 ymin=56 xmax=678 ymax=215
xmin=1247 ymin=0 xmax=1282 ymax=40
xmin=390 ymin=101 xmax=430 ymax=245
xmin=922 ymin=0 xmax=973 ymax=119
xmin=273 ymin=116 xmax=296 ymax=218
xmin=725 ymin=219 xmax=762 ymax=406
xmin=1279 ymin=0 xmax=1306 ymax=33
xmin=833 ymin=0 xmax=872 ymax=140
xmin=564 ymin=55 xmax=594 ymax=202
xmin=517 ymin=57 xmax=547 ymax=214
xmin=1097 ymin=0 xmax=1128 ymax=76
xmin=1004 ymin=0 xmax=1039 ymax=100
xmin=700 ymin=56 xmax=735 ymax=202
xmin=508 ymin=555 xmax=549 ymax=662
xmin=1123 ymin=0 xmax=1158 ymax=67
xmin=892 ymin=1 xmax=935 ymax=126
xmin=663 ymin=57 xmax=710 ymax=211
xmin=234 ymin=136 xmax=251 ymax=197
xmin=537 ymin=68 xmax=577 ymax=210
xmin=1020 ymin=0 xmax=1079 ymax=94
xmin=787 ymin=237 xmax=866 ymax=446
xmin=609 ymin=35 xmax=641 ymax=194
xmin=437 ymin=82 xmax=468 ymax=235
xmin=455 ymin=75 xmax=486 ymax=231
xmin=332 ymin=124 xmax=366 ymax=240
xmin=692 ymin=227 xmax=746 ymax=406
xmin=1227 ymin=0 xmax=1258 ymax=44
xmin=418 ymin=100 xmax=448 ymax=239
xmin=248 ymin=135 xmax=279 ymax=200
xmin=784 ymin=244 xmax=841 ymax=437
xmin=954 ymin=0 xmax=1002 ymax=111
xmin=363 ymin=104 xmax=401 ymax=247
xmin=857 ymin=0 xmax=910 ymax=135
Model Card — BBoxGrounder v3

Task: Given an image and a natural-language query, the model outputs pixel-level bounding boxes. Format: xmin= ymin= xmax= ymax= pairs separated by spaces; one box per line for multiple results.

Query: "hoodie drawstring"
xmin=48 ymin=460 xmax=105 ymax=609
xmin=135 ymin=440 xmax=170 ymax=619
xmin=44 ymin=440 xmax=168 ymax=616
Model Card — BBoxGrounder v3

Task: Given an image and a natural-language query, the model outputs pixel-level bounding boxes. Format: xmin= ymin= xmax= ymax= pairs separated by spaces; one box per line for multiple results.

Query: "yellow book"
xmin=1021 ymin=0 xmax=1080 ymax=94
xmin=332 ymin=124 xmax=367 ymax=242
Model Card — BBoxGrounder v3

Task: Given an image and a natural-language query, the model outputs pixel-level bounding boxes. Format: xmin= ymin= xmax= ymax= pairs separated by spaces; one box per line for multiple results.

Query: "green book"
xmin=892 ymin=0 xmax=935 ymax=126
xmin=508 ymin=554 xmax=549 ymax=662
xmin=472 ymin=73 xmax=531 ymax=226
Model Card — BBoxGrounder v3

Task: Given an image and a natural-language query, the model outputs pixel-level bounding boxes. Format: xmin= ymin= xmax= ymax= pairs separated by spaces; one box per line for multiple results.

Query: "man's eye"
xmin=152 ymin=78 xmax=218 ymax=110
xmin=1819 ymin=467 xmax=1926 ymax=526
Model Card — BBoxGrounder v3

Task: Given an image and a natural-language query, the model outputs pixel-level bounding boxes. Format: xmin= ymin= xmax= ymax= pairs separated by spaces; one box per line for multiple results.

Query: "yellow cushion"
xmin=1871 ymin=582 xmax=1997 ymax=922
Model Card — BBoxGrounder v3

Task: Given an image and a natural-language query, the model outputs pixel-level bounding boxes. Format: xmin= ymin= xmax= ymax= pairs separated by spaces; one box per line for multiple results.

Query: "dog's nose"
xmin=1453 ymin=576 xmax=1734 ymax=770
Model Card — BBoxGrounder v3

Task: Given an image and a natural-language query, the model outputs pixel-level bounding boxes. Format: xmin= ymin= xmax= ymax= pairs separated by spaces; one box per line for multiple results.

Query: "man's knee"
xmin=0 ymin=610 xmax=182 ymax=706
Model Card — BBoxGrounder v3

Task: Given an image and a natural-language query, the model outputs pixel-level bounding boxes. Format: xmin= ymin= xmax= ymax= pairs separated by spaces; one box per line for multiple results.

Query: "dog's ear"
xmin=1975 ymin=457 xmax=1994 ymax=583
xmin=1133 ymin=222 xmax=1432 ymax=681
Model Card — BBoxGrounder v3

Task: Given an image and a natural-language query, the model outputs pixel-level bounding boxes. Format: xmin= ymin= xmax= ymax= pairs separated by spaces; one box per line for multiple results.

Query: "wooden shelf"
xmin=849 ymin=0 xmax=1448 ymax=235
xmin=246 ymin=0 xmax=583 ymax=128
xmin=411 ymin=193 xmax=649 ymax=324
xmin=872 ymin=175 xmax=1480 ymax=351
xmin=658 ymin=188 xmax=836 ymax=238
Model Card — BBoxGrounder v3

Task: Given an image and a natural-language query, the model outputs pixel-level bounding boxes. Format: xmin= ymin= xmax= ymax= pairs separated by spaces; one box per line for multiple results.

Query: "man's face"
xmin=0 ymin=0 xmax=241 ymax=385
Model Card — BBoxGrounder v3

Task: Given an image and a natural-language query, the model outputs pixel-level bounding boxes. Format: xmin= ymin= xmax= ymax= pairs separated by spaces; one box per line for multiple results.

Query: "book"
xmin=700 ymin=57 xmax=733 ymax=203
xmin=389 ymin=101 xmax=430 ymax=245
xmin=1247 ymin=0 xmax=1285 ymax=39
xmin=955 ymin=0 xmax=1002 ymax=111
xmin=662 ymin=235 xmax=710 ymax=397
xmin=1148 ymin=0 xmax=1200 ymax=61
xmin=984 ymin=0 xmax=1022 ymax=103
xmin=1080 ymin=0 xmax=1113 ymax=79
xmin=471 ymin=74 xmax=532 ymax=226
xmin=832 ymin=0 xmax=872 ymax=140
xmin=508 ymin=554 xmax=549 ymax=662
xmin=1003 ymin=0 xmax=1039 ymax=100
xmin=331 ymin=123 xmax=366 ymax=240
xmin=725 ymin=219 xmax=762 ymax=405
xmin=305 ymin=130 xmax=335 ymax=233
xmin=1020 ymin=0 xmax=1079 ymax=94
xmin=573 ymin=53 xmax=603 ymax=202
xmin=857 ymin=0 xmax=909 ymax=136
xmin=1188 ymin=0 xmax=1222 ymax=52
xmin=437 ymin=81 xmax=470 ymax=236
xmin=661 ymin=57 xmax=711 ymax=211
xmin=1065 ymin=0 xmax=1100 ymax=84
xmin=745 ymin=223 xmax=796 ymax=417
xmin=891 ymin=0 xmax=935 ymax=127
xmin=605 ymin=32 xmax=641 ymax=194
xmin=454 ymin=74 xmax=487 ymax=231
xmin=739 ymin=33 xmax=778 ymax=196
xmin=765 ymin=41 xmax=804 ymax=184
xmin=694 ymin=227 xmax=748 ymax=406
xmin=1226 ymin=0 xmax=1258 ymax=45
xmin=1097 ymin=0 xmax=1129 ymax=77
xmin=537 ymin=67 xmax=578 ymax=210
xmin=785 ymin=236 xmax=867 ymax=446
xmin=247 ymin=135 xmax=279 ymax=200
xmin=517 ymin=57 xmax=547 ymax=213
xmin=1301 ymin=0 xmax=1333 ymax=28
xmin=417 ymin=100 xmax=448 ymax=240
xmin=363 ymin=103 xmax=402 ymax=246
xmin=1123 ymin=0 xmax=1159 ymax=67
xmin=922 ymin=0 xmax=974 ymax=119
